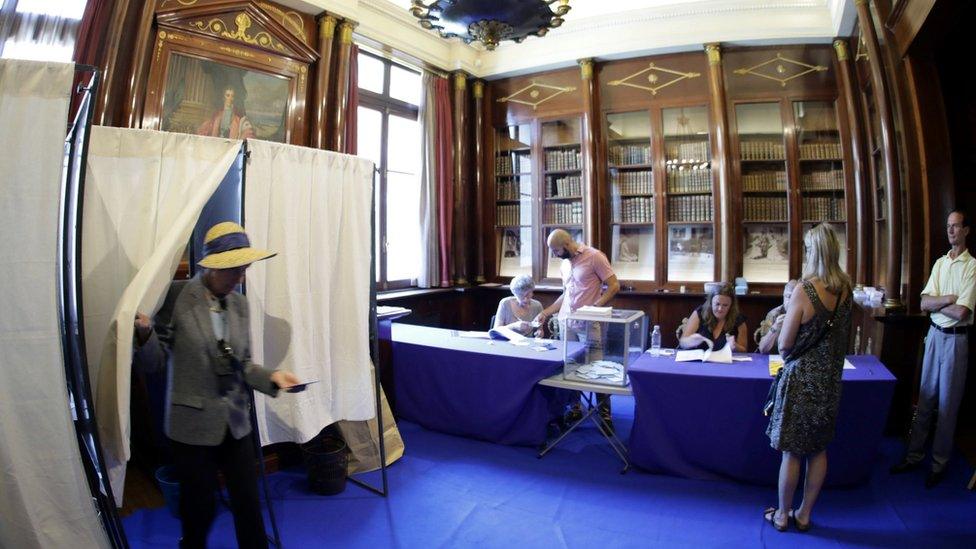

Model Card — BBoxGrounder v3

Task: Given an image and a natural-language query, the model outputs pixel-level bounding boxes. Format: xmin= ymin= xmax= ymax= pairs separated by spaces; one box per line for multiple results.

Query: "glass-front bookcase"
xmin=664 ymin=105 xmax=714 ymax=282
xmin=795 ymin=100 xmax=847 ymax=272
xmin=606 ymin=111 xmax=654 ymax=281
xmin=494 ymin=123 xmax=534 ymax=278
xmin=543 ymin=117 xmax=585 ymax=280
xmin=736 ymin=102 xmax=790 ymax=283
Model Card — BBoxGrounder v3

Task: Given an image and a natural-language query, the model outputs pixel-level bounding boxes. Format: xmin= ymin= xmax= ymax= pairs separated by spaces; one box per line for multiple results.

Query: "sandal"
xmin=789 ymin=510 xmax=811 ymax=532
xmin=763 ymin=507 xmax=789 ymax=532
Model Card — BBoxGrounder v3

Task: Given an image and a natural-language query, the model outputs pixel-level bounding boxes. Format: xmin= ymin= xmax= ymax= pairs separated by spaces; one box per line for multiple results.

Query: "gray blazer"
xmin=134 ymin=275 xmax=278 ymax=446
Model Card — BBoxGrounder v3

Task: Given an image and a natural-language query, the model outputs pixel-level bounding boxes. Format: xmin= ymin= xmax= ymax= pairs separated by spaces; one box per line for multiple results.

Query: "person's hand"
xmin=726 ymin=334 xmax=736 ymax=351
xmin=533 ymin=311 xmax=549 ymax=326
xmin=688 ymin=333 xmax=713 ymax=350
xmin=134 ymin=313 xmax=152 ymax=345
xmin=517 ymin=321 xmax=532 ymax=333
xmin=942 ymin=294 xmax=959 ymax=308
xmin=771 ymin=313 xmax=786 ymax=333
xmin=270 ymin=370 xmax=301 ymax=389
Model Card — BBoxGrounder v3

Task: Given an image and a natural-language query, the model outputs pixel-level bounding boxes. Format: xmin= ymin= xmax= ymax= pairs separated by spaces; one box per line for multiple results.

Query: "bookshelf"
xmin=494 ymin=123 xmax=534 ymax=278
xmin=542 ymin=117 xmax=585 ymax=279
xmin=664 ymin=105 xmax=714 ymax=282
xmin=736 ymin=102 xmax=790 ymax=283
xmin=606 ymin=111 xmax=655 ymax=280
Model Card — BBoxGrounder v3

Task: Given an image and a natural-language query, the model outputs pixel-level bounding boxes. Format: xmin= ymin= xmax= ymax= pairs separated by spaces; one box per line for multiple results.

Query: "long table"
xmin=627 ymin=353 xmax=895 ymax=486
xmin=391 ymin=324 xmax=571 ymax=446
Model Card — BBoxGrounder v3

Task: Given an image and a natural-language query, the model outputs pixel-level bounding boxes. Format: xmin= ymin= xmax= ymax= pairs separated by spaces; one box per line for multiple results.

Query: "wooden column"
xmin=834 ymin=39 xmax=870 ymax=287
xmin=121 ymin=0 xmax=156 ymax=128
xmin=705 ymin=44 xmax=732 ymax=282
xmin=452 ymin=71 xmax=469 ymax=285
xmin=332 ymin=19 xmax=356 ymax=152
xmin=94 ymin=0 xmax=133 ymax=125
xmin=311 ymin=15 xmax=337 ymax=150
xmin=579 ymin=58 xmax=600 ymax=249
xmin=472 ymin=80 xmax=486 ymax=283
xmin=857 ymin=0 xmax=904 ymax=309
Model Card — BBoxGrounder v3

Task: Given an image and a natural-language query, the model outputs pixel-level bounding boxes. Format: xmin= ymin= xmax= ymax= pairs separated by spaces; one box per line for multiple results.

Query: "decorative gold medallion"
xmin=733 ymin=53 xmax=827 ymax=86
xmin=608 ymin=62 xmax=700 ymax=95
xmin=496 ymin=81 xmax=576 ymax=109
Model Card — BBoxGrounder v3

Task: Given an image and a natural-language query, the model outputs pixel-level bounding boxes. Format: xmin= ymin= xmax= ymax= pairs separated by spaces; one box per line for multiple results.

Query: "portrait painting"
xmin=160 ymin=53 xmax=290 ymax=142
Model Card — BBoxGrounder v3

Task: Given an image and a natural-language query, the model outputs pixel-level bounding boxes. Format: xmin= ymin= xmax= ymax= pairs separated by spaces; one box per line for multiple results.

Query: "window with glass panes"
xmin=0 ymin=0 xmax=87 ymax=62
xmin=356 ymin=51 xmax=423 ymax=290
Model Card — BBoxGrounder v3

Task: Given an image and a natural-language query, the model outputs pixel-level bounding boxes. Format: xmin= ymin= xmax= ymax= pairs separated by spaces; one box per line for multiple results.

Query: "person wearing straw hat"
xmin=134 ymin=221 xmax=300 ymax=549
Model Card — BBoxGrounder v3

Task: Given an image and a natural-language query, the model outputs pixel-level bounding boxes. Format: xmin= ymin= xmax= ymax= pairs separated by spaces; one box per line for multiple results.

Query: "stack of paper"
xmin=572 ymin=360 xmax=625 ymax=383
xmin=675 ymin=344 xmax=733 ymax=364
xmin=576 ymin=305 xmax=612 ymax=316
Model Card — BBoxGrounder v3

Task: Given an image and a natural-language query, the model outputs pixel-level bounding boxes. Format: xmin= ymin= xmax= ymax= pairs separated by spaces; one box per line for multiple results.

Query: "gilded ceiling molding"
xmin=579 ymin=58 xmax=593 ymax=80
xmin=319 ymin=15 xmax=338 ymax=38
xmin=339 ymin=20 xmax=357 ymax=45
xmin=704 ymin=43 xmax=721 ymax=66
xmin=453 ymin=72 xmax=467 ymax=89
xmin=732 ymin=53 xmax=827 ymax=86
xmin=472 ymin=80 xmax=484 ymax=99
xmin=833 ymin=39 xmax=848 ymax=61
xmin=608 ymin=62 xmax=701 ymax=95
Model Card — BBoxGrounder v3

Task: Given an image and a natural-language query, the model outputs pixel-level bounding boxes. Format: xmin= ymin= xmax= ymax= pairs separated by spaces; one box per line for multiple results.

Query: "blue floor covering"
xmin=123 ymin=396 xmax=976 ymax=548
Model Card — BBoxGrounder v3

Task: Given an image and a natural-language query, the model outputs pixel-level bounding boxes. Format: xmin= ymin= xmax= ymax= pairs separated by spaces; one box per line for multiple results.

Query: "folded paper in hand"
xmin=675 ymin=344 xmax=733 ymax=364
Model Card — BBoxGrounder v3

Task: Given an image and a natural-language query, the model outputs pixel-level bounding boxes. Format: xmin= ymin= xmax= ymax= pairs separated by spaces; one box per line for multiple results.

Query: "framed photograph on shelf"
xmin=667 ymin=225 xmax=714 ymax=282
xmin=611 ymin=226 xmax=655 ymax=280
xmin=743 ymin=224 xmax=790 ymax=283
xmin=499 ymin=227 xmax=532 ymax=277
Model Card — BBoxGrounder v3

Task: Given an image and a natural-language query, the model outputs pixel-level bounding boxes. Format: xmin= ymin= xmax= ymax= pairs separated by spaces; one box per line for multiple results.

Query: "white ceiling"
xmin=279 ymin=0 xmax=857 ymax=78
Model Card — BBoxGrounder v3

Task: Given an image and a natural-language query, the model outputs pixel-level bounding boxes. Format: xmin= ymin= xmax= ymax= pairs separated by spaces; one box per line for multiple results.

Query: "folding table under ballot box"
xmin=561 ymin=308 xmax=648 ymax=387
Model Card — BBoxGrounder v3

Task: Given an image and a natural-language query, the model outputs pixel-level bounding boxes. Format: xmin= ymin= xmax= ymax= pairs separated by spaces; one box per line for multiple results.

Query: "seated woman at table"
xmin=493 ymin=274 xmax=544 ymax=336
xmin=678 ymin=282 xmax=748 ymax=352
xmin=757 ymin=279 xmax=798 ymax=354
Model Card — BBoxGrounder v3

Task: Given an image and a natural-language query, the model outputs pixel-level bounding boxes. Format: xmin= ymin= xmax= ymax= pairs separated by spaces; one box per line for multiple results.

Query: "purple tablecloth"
xmin=628 ymin=353 xmax=895 ymax=486
xmin=392 ymin=324 xmax=570 ymax=446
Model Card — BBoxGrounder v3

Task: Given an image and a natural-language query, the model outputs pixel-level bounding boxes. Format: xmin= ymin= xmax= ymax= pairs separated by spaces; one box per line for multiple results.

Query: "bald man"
xmin=535 ymin=229 xmax=620 ymax=427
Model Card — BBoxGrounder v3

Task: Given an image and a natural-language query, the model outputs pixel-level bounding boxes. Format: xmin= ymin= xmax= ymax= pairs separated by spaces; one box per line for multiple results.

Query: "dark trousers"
xmin=171 ymin=430 xmax=268 ymax=549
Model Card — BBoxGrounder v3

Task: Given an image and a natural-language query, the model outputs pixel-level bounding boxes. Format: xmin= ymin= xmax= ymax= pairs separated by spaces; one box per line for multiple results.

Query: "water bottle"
xmin=650 ymin=325 xmax=662 ymax=357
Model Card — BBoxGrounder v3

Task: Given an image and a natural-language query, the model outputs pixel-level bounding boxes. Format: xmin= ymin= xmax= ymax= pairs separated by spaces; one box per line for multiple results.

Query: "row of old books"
xmin=611 ymin=170 xmax=653 ymax=195
xmin=613 ymin=197 xmax=655 ymax=224
xmin=547 ymin=175 xmax=582 ymax=198
xmin=496 ymin=205 xmax=523 ymax=226
xmin=799 ymin=142 xmax=842 ymax=160
xmin=496 ymin=181 xmax=524 ymax=201
xmin=665 ymin=140 xmax=709 ymax=163
xmin=743 ymin=171 xmax=788 ymax=192
xmin=802 ymin=196 xmax=846 ymax=221
xmin=495 ymin=154 xmax=531 ymax=175
xmin=545 ymin=201 xmax=584 ymax=225
xmin=744 ymin=196 xmax=788 ymax=221
xmin=741 ymin=141 xmax=786 ymax=161
xmin=668 ymin=195 xmax=714 ymax=222
xmin=609 ymin=143 xmax=650 ymax=165
xmin=800 ymin=168 xmax=844 ymax=190
xmin=545 ymin=148 xmax=581 ymax=172
xmin=667 ymin=166 xmax=712 ymax=193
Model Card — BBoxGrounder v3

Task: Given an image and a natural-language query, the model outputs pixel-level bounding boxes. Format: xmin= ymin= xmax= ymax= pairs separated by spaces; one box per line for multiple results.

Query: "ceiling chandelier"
xmin=410 ymin=0 xmax=571 ymax=51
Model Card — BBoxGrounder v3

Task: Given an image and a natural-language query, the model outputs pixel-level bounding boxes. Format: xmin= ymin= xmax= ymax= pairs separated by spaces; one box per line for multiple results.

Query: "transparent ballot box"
xmin=561 ymin=309 xmax=648 ymax=387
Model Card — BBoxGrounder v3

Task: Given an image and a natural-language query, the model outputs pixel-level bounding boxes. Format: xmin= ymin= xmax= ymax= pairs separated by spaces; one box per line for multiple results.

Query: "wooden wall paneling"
xmin=484 ymin=83 xmax=499 ymax=282
xmin=885 ymin=0 xmax=938 ymax=57
xmin=835 ymin=38 xmax=871 ymax=286
xmin=579 ymin=59 xmax=601 ymax=250
xmin=310 ymin=14 xmax=337 ymax=149
xmin=705 ymin=44 xmax=733 ymax=282
xmin=723 ymin=45 xmax=838 ymax=99
xmin=332 ymin=19 xmax=355 ymax=151
xmin=649 ymin=101 xmax=668 ymax=286
xmin=94 ymin=0 xmax=133 ymax=125
xmin=473 ymin=80 xmax=486 ymax=282
xmin=599 ymin=54 xmax=711 ymax=111
xmin=452 ymin=71 xmax=470 ymax=285
xmin=491 ymin=67 xmax=583 ymax=125
xmin=121 ymin=0 xmax=158 ymax=129
xmin=857 ymin=0 xmax=904 ymax=309
xmin=781 ymin=98 xmax=803 ymax=278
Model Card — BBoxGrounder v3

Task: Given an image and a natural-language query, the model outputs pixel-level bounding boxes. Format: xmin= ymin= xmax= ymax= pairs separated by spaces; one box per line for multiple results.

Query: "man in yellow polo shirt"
xmin=891 ymin=210 xmax=976 ymax=488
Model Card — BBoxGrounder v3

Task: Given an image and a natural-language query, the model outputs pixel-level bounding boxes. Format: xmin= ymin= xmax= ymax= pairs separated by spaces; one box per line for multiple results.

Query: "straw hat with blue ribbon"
xmin=198 ymin=221 xmax=276 ymax=269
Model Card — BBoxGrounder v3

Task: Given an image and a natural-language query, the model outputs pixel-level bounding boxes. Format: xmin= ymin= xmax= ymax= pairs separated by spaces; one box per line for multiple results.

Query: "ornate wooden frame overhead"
xmin=143 ymin=0 xmax=318 ymax=145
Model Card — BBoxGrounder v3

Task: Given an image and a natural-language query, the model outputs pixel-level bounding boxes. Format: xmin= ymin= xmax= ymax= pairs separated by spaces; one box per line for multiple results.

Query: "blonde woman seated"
xmin=678 ymin=282 xmax=748 ymax=352
xmin=757 ymin=280 xmax=798 ymax=354
xmin=493 ymin=275 xmax=544 ymax=336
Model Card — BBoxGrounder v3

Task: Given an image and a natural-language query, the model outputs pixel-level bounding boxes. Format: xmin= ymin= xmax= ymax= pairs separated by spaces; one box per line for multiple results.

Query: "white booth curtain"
xmin=0 ymin=59 xmax=109 ymax=548
xmin=245 ymin=140 xmax=376 ymax=444
xmin=82 ymin=127 xmax=242 ymax=504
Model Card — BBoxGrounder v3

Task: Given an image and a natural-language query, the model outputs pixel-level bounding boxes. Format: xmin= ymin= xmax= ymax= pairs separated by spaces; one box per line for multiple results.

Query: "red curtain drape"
xmin=434 ymin=77 xmax=454 ymax=286
xmin=343 ymin=44 xmax=358 ymax=155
